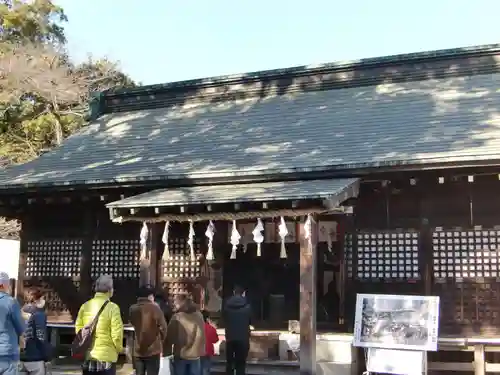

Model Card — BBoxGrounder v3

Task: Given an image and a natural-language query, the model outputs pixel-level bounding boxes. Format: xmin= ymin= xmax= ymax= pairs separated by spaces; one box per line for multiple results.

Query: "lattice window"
xmin=91 ymin=239 xmax=140 ymax=278
xmin=163 ymin=281 xmax=193 ymax=298
xmin=162 ymin=280 xmax=200 ymax=305
xmin=162 ymin=237 xmax=201 ymax=281
xmin=432 ymin=230 xmax=500 ymax=280
xmin=26 ymin=240 xmax=82 ymax=277
xmin=435 ymin=281 xmax=500 ymax=335
xmin=356 ymin=231 xmax=420 ymax=280
xmin=344 ymin=233 xmax=353 ymax=278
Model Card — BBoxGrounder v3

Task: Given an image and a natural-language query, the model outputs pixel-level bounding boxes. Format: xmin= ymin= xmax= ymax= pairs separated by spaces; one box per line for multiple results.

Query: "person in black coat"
xmin=222 ymin=285 xmax=252 ymax=375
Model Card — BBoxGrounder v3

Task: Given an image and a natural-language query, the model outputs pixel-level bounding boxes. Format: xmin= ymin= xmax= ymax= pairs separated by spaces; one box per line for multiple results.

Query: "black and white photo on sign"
xmin=353 ymin=293 xmax=440 ymax=351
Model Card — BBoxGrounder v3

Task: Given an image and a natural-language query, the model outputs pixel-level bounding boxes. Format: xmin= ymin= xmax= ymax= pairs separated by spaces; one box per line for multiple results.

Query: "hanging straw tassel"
xmin=230 ymin=220 xmax=240 ymax=259
xmin=139 ymin=222 xmax=148 ymax=260
xmin=162 ymin=221 xmax=170 ymax=260
xmin=252 ymin=218 xmax=264 ymax=257
xmin=205 ymin=221 xmax=215 ymax=260
xmin=280 ymin=242 xmax=287 ymax=259
xmin=278 ymin=217 xmax=288 ymax=259
xmin=188 ymin=220 xmax=196 ymax=261
xmin=304 ymin=214 xmax=312 ymax=244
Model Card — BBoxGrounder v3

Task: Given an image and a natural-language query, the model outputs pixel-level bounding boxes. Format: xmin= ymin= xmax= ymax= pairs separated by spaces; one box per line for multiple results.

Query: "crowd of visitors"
xmin=0 ymin=272 xmax=252 ymax=375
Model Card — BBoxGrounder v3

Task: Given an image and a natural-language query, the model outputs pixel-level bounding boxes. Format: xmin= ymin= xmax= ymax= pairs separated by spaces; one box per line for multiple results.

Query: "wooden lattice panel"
xmin=91 ymin=239 xmax=140 ymax=278
xmin=434 ymin=282 xmax=500 ymax=336
xmin=432 ymin=230 xmax=500 ymax=280
xmin=344 ymin=233 xmax=354 ymax=279
xmin=162 ymin=281 xmax=200 ymax=303
xmin=26 ymin=240 xmax=82 ymax=277
xmin=356 ymin=231 xmax=420 ymax=280
xmin=162 ymin=237 xmax=201 ymax=281
xmin=432 ymin=229 xmax=500 ymax=336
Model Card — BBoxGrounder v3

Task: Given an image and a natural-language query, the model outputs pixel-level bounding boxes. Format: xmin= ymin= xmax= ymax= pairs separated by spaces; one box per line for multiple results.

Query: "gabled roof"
xmin=0 ymin=44 xmax=500 ymax=190
xmin=107 ymin=178 xmax=360 ymax=208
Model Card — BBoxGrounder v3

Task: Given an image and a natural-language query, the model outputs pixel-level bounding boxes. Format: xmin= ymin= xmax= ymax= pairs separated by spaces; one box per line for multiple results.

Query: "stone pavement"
xmin=50 ymin=364 xmax=133 ymax=375
xmin=50 ymin=361 xmax=298 ymax=375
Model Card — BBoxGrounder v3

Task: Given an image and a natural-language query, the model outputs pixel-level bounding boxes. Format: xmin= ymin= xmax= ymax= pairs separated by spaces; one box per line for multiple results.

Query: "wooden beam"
xmin=113 ymin=207 xmax=335 ymax=223
xmin=299 ymin=216 xmax=318 ymax=375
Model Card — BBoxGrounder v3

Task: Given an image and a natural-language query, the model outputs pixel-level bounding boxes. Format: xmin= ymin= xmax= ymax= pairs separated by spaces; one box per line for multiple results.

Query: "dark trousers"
xmin=225 ymin=340 xmax=249 ymax=375
xmin=134 ymin=356 xmax=160 ymax=375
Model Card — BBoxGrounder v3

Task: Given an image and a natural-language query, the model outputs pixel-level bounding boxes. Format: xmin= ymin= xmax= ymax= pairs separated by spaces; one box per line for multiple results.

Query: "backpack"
xmin=71 ymin=300 xmax=109 ymax=357
xmin=21 ymin=312 xmax=53 ymax=362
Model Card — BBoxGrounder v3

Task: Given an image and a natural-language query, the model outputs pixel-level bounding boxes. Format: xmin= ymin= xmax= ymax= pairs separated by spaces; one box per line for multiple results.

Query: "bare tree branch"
xmin=0 ymin=217 xmax=20 ymax=240
xmin=0 ymin=41 xmax=127 ymax=110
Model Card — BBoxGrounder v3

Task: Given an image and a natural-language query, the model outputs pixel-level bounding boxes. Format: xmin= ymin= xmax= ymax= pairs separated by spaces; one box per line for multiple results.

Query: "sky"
xmin=55 ymin=0 xmax=500 ymax=85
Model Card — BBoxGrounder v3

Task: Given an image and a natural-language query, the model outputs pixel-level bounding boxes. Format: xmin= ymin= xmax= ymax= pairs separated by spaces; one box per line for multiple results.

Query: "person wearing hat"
xmin=0 ymin=271 xmax=26 ymax=375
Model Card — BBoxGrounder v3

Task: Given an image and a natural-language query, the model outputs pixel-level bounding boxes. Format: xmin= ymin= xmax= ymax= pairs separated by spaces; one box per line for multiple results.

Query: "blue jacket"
xmin=20 ymin=304 xmax=48 ymax=362
xmin=0 ymin=292 xmax=26 ymax=361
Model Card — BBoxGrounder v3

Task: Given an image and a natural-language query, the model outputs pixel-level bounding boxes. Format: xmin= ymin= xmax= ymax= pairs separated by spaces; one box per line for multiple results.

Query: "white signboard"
xmin=353 ymin=293 xmax=440 ymax=351
xmin=0 ymin=239 xmax=20 ymax=280
xmin=367 ymin=348 xmax=425 ymax=375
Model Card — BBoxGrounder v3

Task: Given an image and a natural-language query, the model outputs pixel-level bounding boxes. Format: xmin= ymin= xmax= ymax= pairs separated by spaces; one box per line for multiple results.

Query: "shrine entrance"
xmin=107 ymin=177 xmax=360 ymax=373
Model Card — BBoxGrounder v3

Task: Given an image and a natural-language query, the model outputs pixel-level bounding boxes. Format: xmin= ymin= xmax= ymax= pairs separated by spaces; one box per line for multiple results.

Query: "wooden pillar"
xmin=80 ymin=209 xmax=93 ymax=299
xmin=419 ymin=188 xmax=433 ymax=296
xmin=341 ymin=210 xmax=355 ymax=327
xmin=300 ymin=217 xmax=318 ymax=375
xmin=474 ymin=344 xmax=485 ymax=375
xmin=16 ymin=216 xmax=28 ymax=303
xmin=150 ymin=223 xmax=159 ymax=287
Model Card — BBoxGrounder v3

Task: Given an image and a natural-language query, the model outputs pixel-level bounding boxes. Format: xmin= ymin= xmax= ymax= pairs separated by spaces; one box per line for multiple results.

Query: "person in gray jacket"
xmin=0 ymin=272 xmax=26 ymax=375
xmin=222 ymin=285 xmax=251 ymax=375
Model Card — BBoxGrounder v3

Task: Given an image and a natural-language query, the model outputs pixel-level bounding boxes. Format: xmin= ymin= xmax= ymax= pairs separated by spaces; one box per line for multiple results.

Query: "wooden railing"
xmin=429 ymin=338 xmax=500 ymax=375
xmin=45 ymin=324 xmax=500 ymax=375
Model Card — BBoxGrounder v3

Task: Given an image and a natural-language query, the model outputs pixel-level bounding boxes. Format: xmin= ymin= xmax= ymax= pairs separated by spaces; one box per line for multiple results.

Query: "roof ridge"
xmin=104 ymin=43 xmax=500 ymax=98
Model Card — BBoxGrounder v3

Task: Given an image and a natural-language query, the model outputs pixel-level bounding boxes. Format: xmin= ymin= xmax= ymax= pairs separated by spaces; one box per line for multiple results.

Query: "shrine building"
xmin=0 ymin=43 xmax=500 ymax=373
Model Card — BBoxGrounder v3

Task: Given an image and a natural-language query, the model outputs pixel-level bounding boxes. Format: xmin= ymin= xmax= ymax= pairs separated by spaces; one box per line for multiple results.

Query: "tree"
xmin=0 ymin=1 xmax=136 ymax=238
xmin=0 ymin=0 xmax=67 ymax=44
xmin=0 ymin=42 xmax=135 ymax=161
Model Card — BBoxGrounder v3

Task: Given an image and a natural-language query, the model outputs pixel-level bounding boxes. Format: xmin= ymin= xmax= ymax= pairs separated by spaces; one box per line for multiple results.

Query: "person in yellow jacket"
xmin=75 ymin=275 xmax=124 ymax=375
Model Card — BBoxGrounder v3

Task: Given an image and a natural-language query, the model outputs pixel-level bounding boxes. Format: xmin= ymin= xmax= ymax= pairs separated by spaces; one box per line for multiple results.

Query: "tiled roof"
xmin=0 ymin=45 xmax=499 ymax=189
xmin=106 ymin=178 xmax=360 ymax=208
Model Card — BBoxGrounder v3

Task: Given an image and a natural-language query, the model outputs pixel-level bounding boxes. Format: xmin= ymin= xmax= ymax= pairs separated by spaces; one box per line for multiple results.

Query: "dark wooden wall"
xmin=16 ymin=167 xmax=500 ymax=335
xmin=347 ymin=172 xmax=500 ymax=336
xmin=20 ymin=203 xmax=140 ymax=323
